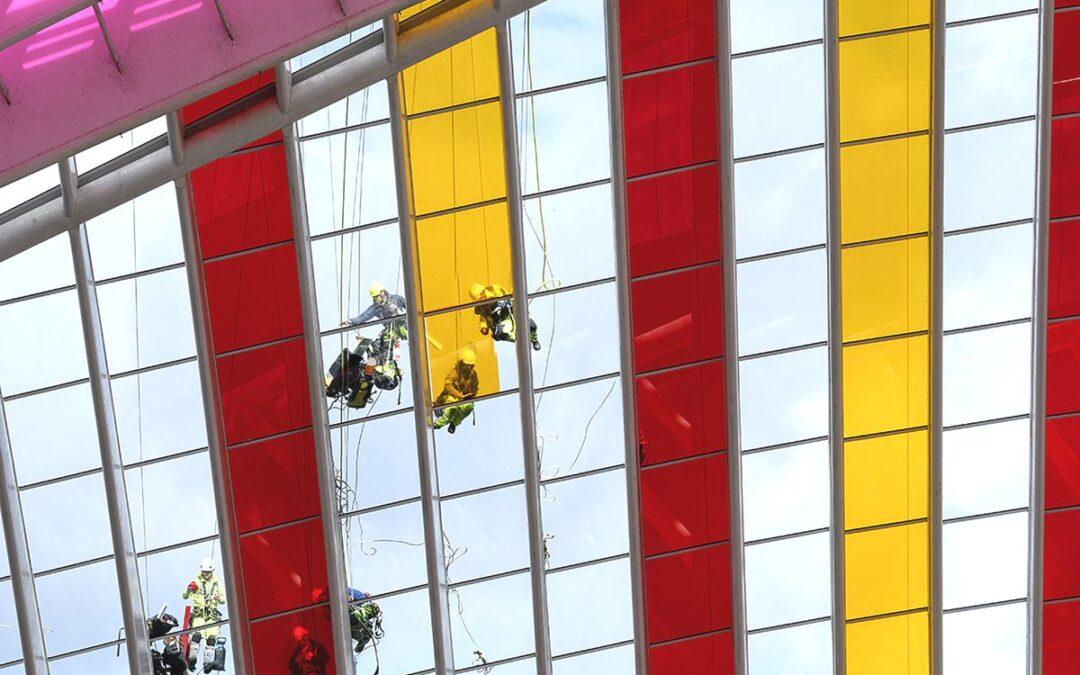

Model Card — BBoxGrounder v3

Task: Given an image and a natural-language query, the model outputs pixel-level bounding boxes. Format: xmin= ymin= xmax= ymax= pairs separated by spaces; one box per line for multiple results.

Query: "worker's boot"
xmin=530 ymin=327 xmax=541 ymax=351
xmin=204 ymin=636 xmax=226 ymax=673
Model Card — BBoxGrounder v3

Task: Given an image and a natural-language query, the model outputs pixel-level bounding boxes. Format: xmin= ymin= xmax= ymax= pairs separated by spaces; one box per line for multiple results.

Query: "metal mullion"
xmin=717 ymin=1 xmax=747 ymax=672
xmin=0 ymin=392 xmax=48 ymax=675
xmin=1029 ymin=1 xmax=1054 ymax=672
xmin=602 ymin=0 xmax=648 ymax=670
xmin=386 ymin=52 xmax=455 ymax=675
xmin=282 ymin=125 xmax=354 ymax=675
xmin=174 ymin=178 xmax=253 ymax=673
xmin=824 ymin=0 xmax=846 ymax=670
xmin=496 ymin=22 xmax=553 ymax=675
xmin=69 ymin=223 xmax=152 ymax=675
xmin=930 ymin=0 xmax=947 ymax=670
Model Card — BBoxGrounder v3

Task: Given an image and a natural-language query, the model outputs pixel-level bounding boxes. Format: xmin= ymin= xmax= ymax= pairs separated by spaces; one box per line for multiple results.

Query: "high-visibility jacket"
xmin=183 ymin=574 xmax=225 ymax=620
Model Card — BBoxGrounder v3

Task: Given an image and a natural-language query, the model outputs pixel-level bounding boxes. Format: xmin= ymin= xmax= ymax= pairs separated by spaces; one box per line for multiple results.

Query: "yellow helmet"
xmin=469 ymin=283 xmax=486 ymax=301
xmin=460 ymin=348 xmax=477 ymax=366
xmin=369 ymin=281 xmax=386 ymax=298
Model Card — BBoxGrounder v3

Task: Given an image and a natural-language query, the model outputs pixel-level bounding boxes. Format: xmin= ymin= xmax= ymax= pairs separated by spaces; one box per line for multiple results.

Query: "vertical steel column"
xmin=823 ymin=0 xmax=846 ymax=672
xmin=68 ymin=223 xmax=153 ymax=675
xmin=175 ymin=178 xmax=253 ymax=675
xmin=1028 ymin=1 xmax=1055 ymax=671
xmin=282 ymin=125 xmax=355 ymax=675
xmin=386 ymin=23 xmax=456 ymax=674
xmin=495 ymin=22 xmax=553 ymax=674
xmin=716 ymin=1 xmax=747 ymax=672
xmin=0 ymin=393 xmax=48 ymax=675
xmin=930 ymin=0 xmax=947 ymax=671
xmin=601 ymin=0 xmax=648 ymax=671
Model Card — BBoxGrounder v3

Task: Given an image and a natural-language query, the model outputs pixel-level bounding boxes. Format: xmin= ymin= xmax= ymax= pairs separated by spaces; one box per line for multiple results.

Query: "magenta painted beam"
xmin=0 ymin=0 xmax=95 ymax=52
xmin=0 ymin=0 xmax=409 ymax=185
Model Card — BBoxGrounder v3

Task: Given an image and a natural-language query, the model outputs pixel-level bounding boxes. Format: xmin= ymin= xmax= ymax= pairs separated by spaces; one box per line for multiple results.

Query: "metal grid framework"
xmin=0 ymin=1 xmax=1064 ymax=674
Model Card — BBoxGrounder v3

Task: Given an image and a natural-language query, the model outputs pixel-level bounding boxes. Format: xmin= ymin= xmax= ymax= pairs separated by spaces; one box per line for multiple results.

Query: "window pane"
xmin=510 ymin=0 xmax=606 ymax=92
xmin=739 ymin=346 xmax=829 ymax=450
xmin=730 ymin=0 xmax=824 ymax=53
xmin=86 ymin=183 xmax=183 ymax=281
xmin=113 ymin=361 xmax=208 ymax=465
xmin=732 ymin=45 xmax=825 ymax=158
xmin=943 ymin=324 xmax=1031 ymax=427
xmin=843 ymin=335 xmax=929 ymax=438
xmin=23 ymin=474 xmax=111 ymax=571
xmin=535 ymin=377 xmax=624 ymax=481
xmin=735 ymin=149 xmax=826 ymax=259
xmin=840 ymin=135 xmax=930 ymax=244
xmin=6 ymin=384 xmax=99 ymax=485
xmin=449 ymin=573 xmax=534 ymax=669
xmin=547 ymin=559 xmax=633 ymax=656
xmin=745 ymin=532 xmax=830 ymax=630
xmin=845 ymin=431 xmax=929 ymax=530
xmin=343 ymin=501 xmax=427 ymax=595
xmin=839 ymin=31 xmax=931 ymax=142
xmin=943 ymin=513 xmax=1028 ymax=609
xmin=845 ymin=522 xmax=929 ymax=619
xmin=944 ymin=419 xmax=1030 ymax=519
xmin=37 ymin=559 xmax=123 ymax=655
xmin=943 ymin=603 xmax=1027 ymax=673
xmin=529 ymin=283 xmax=621 ymax=387
xmin=945 ymin=15 xmax=1038 ymax=129
xmin=517 ymin=83 xmax=611 ymax=195
xmin=944 ymin=122 xmax=1036 ymax=232
xmin=441 ymin=485 xmax=530 ymax=583
xmin=0 ymin=292 xmax=88 ymax=396
xmin=738 ymin=249 xmax=827 ymax=356
xmin=0 ymin=234 xmax=73 ymax=303
xmin=97 ymin=268 xmax=196 ymax=372
xmin=542 ymin=469 xmax=629 ymax=568
xmin=524 ymin=184 xmax=615 ymax=292
xmin=846 ymin=611 xmax=929 ymax=674
xmin=742 ymin=441 xmax=829 ymax=542
xmin=748 ymin=619 xmax=833 ymax=675
xmin=944 ymin=223 xmax=1033 ymax=331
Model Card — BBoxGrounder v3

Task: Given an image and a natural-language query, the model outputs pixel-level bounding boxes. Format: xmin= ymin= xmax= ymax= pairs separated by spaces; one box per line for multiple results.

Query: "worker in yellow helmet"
xmin=183 ymin=557 xmax=227 ymax=672
xmin=469 ymin=283 xmax=541 ymax=351
xmin=343 ymin=281 xmax=408 ymax=344
xmin=433 ymin=348 xmax=480 ymax=433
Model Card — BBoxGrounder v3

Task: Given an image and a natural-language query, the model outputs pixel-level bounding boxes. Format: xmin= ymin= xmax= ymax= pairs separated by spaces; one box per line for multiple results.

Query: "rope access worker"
xmin=183 ymin=558 xmax=227 ymax=673
xmin=470 ymin=283 xmax=541 ymax=351
xmin=343 ymin=282 xmax=408 ymax=354
xmin=433 ymin=348 xmax=480 ymax=433
xmin=346 ymin=589 xmax=383 ymax=654
xmin=288 ymin=626 xmax=330 ymax=675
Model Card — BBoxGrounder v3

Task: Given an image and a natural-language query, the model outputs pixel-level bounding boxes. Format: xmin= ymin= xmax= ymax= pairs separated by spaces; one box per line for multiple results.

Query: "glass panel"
xmin=449 ymin=573 xmax=534 ymax=669
xmin=839 ymin=31 xmax=931 ymax=143
xmin=846 ymin=611 xmax=929 ymax=674
xmin=840 ymin=135 xmax=931 ymax=244
xmin=1044 ymin=601 xmax=1080 ymax=672
xmin=730 ymin=0 xmax=824 ymax=53
xmin=416 ymin=204 xmax=514 ymax=312
xmin=510 ymin=0 xmax=606 ymax=93
xmin=125 ymin=452 xmax=218 ymax=552
xmin=842 ymin=237 xmax=930 ymax=343
xmin=942 ymin=323 xmax=1031 ymax=427
xmin=1047 ymin=319 xmax=1080 ymax=417
xmin=97 ymin=268 xmax=196 ymax=372
xmin=86 ymin=183 xmax=183 ymax=281
xmin=542 ymin=469 xmax=629 ymax=568
xmin=737 ymin=249 xmax=828 ymax=356
xmin=0 ymin=291 xmax=88 ymax=396
xmin=943 ymin=603 xmax=1027 ymax=673
xmin=945 ymin=15 xmax=1039 ymax=129
xmin=630 ymin=264 xmax=724 ymax=373
xmin=407 ymin=103 xmax=507 ymax=217
xmin=248 ymin=605 xmax=335 ymax=674
xmin=0 ymin=582 xmax=21 ymax=663
xmin=948 ymin=0 xmax=1035 ymax=21
xmin=944 ymin=223 xmax=1033 ymax=330
xmin=838 ymin=0 xmax=930 ymax=37
xmin=310 ymin=226 xmax=405 ymax=333
xmin=37 ymin=559 xmax=124 ymax=656
xmin=6 ymin=384 xmax=99 ymax=485
xmin=50 ymin=644 xmax=130 ymax=674
xmin=1050 ymin=117 xmax=1080 ymax=221
xmin=1047 ymin=415 xmax=1080 ymax=510
xmin=238 ymin=519 xmax=328 ymax=619
xmin=517 ymin=82 xmax=611 ymax=195
xmin=216 ymin=338 xmax=312 ymax=446
xmin=1049 ymin=218 xmax=1080 ymax=319
xmin=0 ymin=234 xmax=73 ymax=303
xmin=352 ymin=588 xmax=434 ymax=673
xmin=649 ymin=631 xmax=734 ymax=674
xmin=297 ymin=79 xmax=390 ymax=139
xmin=731 ymin=45 xmax=826 ymax=158
xmin=331 ymin=412 xmax=420 ymax=513
xmin=424 ymin=305 xmax=516 ymax=402
xmin=741 ymin=441 xmax=829 ymax=542
xmin=641 ymin=453 xmax=728 ymax=556
xmin=1046 ymin=508 xmax=1080 ymax=600
xmin=321 ymin=331 xmax=416 ymax=425
xmin=845 ymin=522 xmax=929 ymax=619
xmin=73 ymin=117 xmax=166 ymax=175
xmin=645 ymin=543 xmax=732 ymax=642
xmin=441 ymin=485 xmax=530 ymax=583
xmin=734 ymin=148 xmax=826 ymax=260
xmin=747 ymin=619 xmax=833 ymax=675
xmin=535 ymin=376 xmax=624 ymax=481
xmin=343 ymin=501 xmax=427 ymax=595
xmin=529 ymin=283 xmax=621 ymax=387
xmin=435 ymin=393 xmax=523 ymax=494
xmin=944 ymin=419 xmax=1030 ymax=519
xmin=622 ymin=62 xmax=719 ymax=177
xmin=943 ymin=513 xmax=1028 ymax=609
xmin=1054 ymin=9 xmax=1080 ymax=116
xmin=944 ymin=122 xmax=1036 ymax=232
xmin=843 ymin=335 xmax=929 ymax=438
xmin=299 ymin=124 xmax=398 ymax=237
xmin=744 ymin=532 xmax=830 ymax=630
xmin=739 ymin=346 xmax=829 ymax=450
xmin=23 ymin=474 xmax=111 ymax=570
xmin=401 ymin=30 xmax=500 ymax=116
xmin=525 ymin=184 xmax=615 ymax=291
xmin=546 ymin=559 xmax=633 ymax=656
xmin=552 ymin=644 xmax=635 ymax=674
xmin=0 ymin=165 xmax=59 ymax=216
xmin=113 ymin=362 xmax=209 ymax=465
xmin=617 ymin=0 xmax=716 ymax=74
xmin=637 ymin=360 xmax=727 ymax=465
xmin=627 ymin=164 xmax=720 ymax=278
xmin=845 ymin=430 xmax=928 ymax=530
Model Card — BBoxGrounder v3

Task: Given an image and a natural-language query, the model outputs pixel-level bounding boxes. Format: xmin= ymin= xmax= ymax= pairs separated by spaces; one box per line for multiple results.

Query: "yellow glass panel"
xmin=841 ymin=237 xmax=929 ymax=342
xmin=416 ymin=203 xmax=513 ymax=312
xmin=424 ymin=306 xmax=503 ymax=402
xmin=845 ymin=522 xmax=928 ymax=619
xmin=398 ymin=0 xmax=442 ymax=21
xmin=408 ymin=102 xmax=507 ymax=217
xmin=839 ymin=30 xmax=931 ymax=143
xmin=845 ymin=430 xmax=928 ymax=530
xmin=838 ymin=0 xmax=931 ymax=38
xmin=840 ymin=135 xmax=930 ymax=244
xmin=843 ymin=335 xmax=928 ymax=438
xmin=847 ymin=612 xmax=930 ymax=675
xmin=401 ymin=30 xmax=500 ymax=115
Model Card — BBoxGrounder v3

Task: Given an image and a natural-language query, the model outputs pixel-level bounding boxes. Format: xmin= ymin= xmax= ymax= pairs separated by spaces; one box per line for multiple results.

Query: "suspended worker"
xmin=433 ymin=348 xmax=480 ymax=433
xmin=346 ymin=588 xmax=384 ymax=654
xmin=183 ymin=558 xmax=227 ymax=673
xmin=470 ymin=283 xmax=541 ymax=351
xmin=344 ymin=282 xmax=408 ymax=345
xmin=288 ymin=626 xmax=330 ymax=675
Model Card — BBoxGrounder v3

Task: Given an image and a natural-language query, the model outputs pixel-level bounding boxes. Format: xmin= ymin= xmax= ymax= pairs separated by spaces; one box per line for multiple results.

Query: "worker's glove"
xmin=479 ymin=326 xmax=489 ymax=335
xmin=188 ymin=582 xmax=199 ymax=593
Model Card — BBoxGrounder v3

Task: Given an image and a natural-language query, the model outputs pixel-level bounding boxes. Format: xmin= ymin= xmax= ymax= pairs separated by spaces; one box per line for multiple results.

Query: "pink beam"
xmin=0 ymin=0 xmax=95 ymax=52
xmin=0 ymin=0 xmax=411 ymax=185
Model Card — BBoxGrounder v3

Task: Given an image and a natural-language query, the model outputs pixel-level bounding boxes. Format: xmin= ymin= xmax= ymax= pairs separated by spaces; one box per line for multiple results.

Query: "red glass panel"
xmin=1057 ymin=0 xmax=1080 ymax=8
xmin=619 ymin=0 xmax=716 ymax=75
xmin=1050 ymin=116 xmax=1080 ymax=221
xmin=1044 ymin=507 xmax=1080 ymax=601
xmin=623 ymin=62 xmax=719 ymax=179
xmin=641 ymin=452 xmax=729 ymax=556
xmin=203 ymin=243 xmax=303 ymax=353
xmin=1049 ymin=218 xmax=1080 ymax=320
xmin=1047 ymin=319 xmax=1080 ymax=417
xmin=250 ymin=604 xmax=338 ymax=675
xmin=1055 ymin=11 xmax=1080 ymax=116
xmin=190 ymin=145 xmax=295 ymax=259
xmin=182 ymin=70 xmax=277 ymax=126
xmin=1047 ymin=416 xmax=1080 ymax=511
xmin=228 ymin=429 xmax=321 ymax=533
xmin=217 ymin=338 xmax=313 ymax=446
xmin=627 ymin=164 xmax=721 ymax=278
xmin=645 ymin=543 xmax=732 ymax=643
xmin=1044 ymin=600 xmax=1080 ymax=675
xmin=631 ymin=263 xmax=724 ymax=372
xmin=650 ymin=631 xmax=734 ymax=675
xmin=636 ymin=360 xmax=726 ymax=466
xmin=239 ymin=517 xmax=329 ymax=619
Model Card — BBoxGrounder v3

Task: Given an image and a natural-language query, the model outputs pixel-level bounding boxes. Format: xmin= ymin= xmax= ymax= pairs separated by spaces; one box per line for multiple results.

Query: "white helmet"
xmin=200 ymin=557 xmax=215 ymax=573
